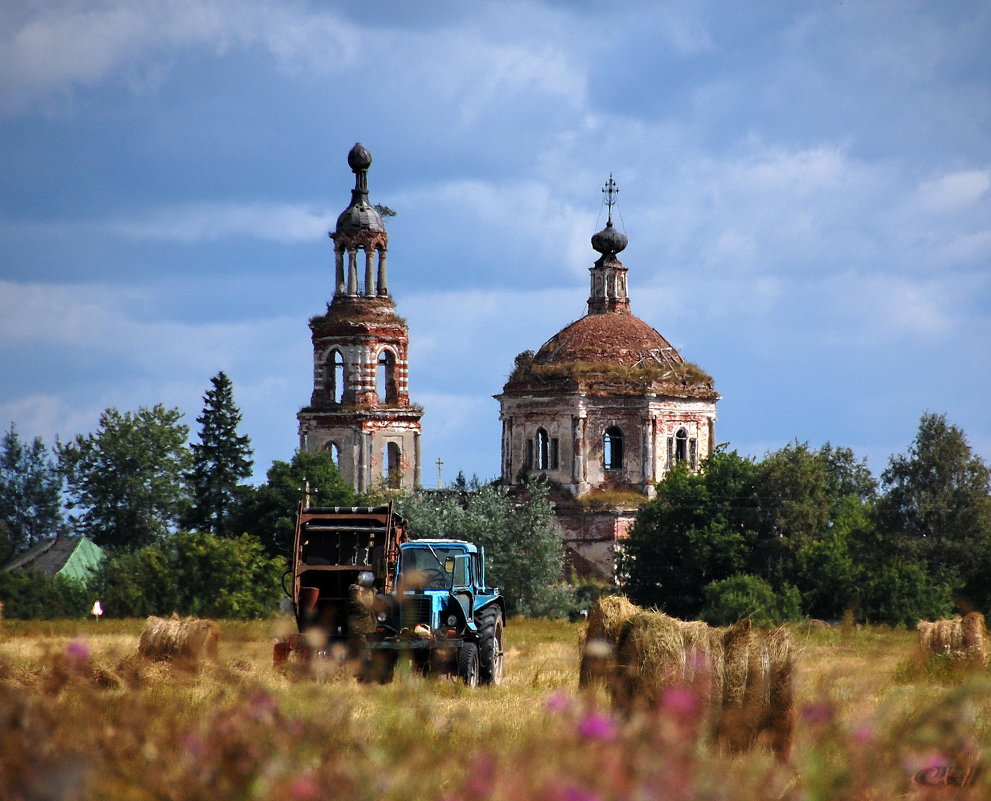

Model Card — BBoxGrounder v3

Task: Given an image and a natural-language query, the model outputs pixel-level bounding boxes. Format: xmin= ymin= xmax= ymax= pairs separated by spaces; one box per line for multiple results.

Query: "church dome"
xmin=591 ymin=220 xmax=628 ymax=257
xmin=336 ymin=201 xmax=385 ymax=233
xmin=534 ymin=313 xmax=682 ymax=368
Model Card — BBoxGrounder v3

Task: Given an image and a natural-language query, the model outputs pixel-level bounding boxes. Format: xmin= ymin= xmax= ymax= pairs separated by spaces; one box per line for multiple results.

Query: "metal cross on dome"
xmin=602 ymin=174 xmax=619 ymax=224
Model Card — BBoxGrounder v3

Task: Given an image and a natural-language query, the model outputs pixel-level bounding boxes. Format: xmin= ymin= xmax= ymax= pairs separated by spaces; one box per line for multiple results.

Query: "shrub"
xmin=699 ymin=574 xmax=802 ymax=626
xmin=0 ymin=569 xmax=90 ymax=619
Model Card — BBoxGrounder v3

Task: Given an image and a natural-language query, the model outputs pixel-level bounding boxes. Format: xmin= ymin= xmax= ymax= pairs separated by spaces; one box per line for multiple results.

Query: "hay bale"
xmin=918 ymin=613 xmax=988 ymax=664
xmin=763 ymin=627 xmax=794 ymax=758
xmin=137 ymin=615 xmax=219 ymax=663
xmin=608 ymin=610 xmax=793 ymax=758
xmin=578 ymin=595 xmax=640 ymax=687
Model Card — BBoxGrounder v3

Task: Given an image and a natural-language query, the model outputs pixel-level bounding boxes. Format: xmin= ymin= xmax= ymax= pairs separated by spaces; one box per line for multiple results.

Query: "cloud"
xmin=912 ymin=169 xmax=990 ymax=213
xmin=0 ymin=0 xmax=360 ymax=114
xmin=0 ymin=279 xmax=297 ymax=373
xmin=106 ymin=202 xmax=335 ymax=243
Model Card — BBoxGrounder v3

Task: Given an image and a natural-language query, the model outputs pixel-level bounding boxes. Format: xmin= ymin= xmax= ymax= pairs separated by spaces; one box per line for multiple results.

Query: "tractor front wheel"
xmin=457 ymin=642 xmax=479 ymax=687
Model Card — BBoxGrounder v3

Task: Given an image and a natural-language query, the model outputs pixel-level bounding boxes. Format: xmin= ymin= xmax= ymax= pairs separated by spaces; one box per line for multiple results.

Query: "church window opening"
xmin=325 ymin=440 xmax=342 ymax=469
xmin=604 ymin=426 xmax=624 ymax=470
xmin=384 ymin=442 xmax=401 ymax=488
xmin=536 ymin=428 xmax=550 ymax=470
xmin=377 ymin=350 xmax=397 ymax=404
xmin=675 ymin=429 xmax=689 ymax=464
xmin=328 ymin=349 xmax=345 ymax=403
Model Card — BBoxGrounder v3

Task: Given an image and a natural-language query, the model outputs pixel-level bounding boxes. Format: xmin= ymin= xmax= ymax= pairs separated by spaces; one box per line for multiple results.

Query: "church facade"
xmin=496 ymin=179 xmax=719 ymax=577
xmin=297 ymin=144 xmax=423 ymax=493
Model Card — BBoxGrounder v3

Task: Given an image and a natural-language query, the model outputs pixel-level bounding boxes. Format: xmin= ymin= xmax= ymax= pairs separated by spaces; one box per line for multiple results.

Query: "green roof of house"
xmin=1 ymin=536 xmax=104 ymax=582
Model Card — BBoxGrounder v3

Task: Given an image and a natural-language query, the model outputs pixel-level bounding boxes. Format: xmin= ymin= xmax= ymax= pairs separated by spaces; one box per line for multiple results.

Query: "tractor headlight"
xmin=447 ymin=615 xmax=458 ymax=626
xmin=376 ymin=611 xmax=388 ymax=623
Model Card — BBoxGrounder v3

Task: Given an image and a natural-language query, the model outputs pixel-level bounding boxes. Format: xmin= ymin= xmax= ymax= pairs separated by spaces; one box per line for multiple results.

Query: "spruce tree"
xmin=186 ymin=372 xmax=253 ymax=538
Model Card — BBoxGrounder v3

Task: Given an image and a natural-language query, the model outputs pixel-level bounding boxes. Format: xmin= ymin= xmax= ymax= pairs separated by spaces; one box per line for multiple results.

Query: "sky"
xmin=1 ymin=0 xmax=989 ymax=488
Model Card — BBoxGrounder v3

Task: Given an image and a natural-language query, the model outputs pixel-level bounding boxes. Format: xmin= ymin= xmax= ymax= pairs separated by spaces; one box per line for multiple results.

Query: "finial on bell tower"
xmin=602 ymin=174 xmax=619 ymax=225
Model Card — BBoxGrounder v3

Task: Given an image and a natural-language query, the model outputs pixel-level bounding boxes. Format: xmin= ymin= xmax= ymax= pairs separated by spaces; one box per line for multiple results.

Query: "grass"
xmin=2 ymin=616 xmax=990 ymax=800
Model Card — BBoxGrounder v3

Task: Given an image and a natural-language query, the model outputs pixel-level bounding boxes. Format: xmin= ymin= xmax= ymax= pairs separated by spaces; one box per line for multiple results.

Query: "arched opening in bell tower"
xmin=384 ymin=442 xmax=401 ymax=488
xmin=604 ymin=426 xmax=624 ymax=470
xmin=377 ymin=349 xmax=397 ymax=404
xmin=327 ymin=349 xmax=346 ymax=403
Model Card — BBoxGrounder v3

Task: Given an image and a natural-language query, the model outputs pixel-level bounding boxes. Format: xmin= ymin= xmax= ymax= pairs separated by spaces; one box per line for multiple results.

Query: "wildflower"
xmin=577 ymin=712 xmax=616 ymax=741
xmin=662 ymin=686 xmax=701 ymax=718
xmin=288 ymin=773 xmax=323 ymax=801
xmin=559 ymin=784 xmax=602 ymax=801
xmin=800 ymin=702 xmax=833 ymax=725
xmin=65 ymin=640 xmax=90 ymax=666
xmin=545 ymin=691 xmax=571 ymax=713
xmin=247 ymin=688 xmax=279 ymax=722
xmin=851 ymin=723 xmax=874 ymax=746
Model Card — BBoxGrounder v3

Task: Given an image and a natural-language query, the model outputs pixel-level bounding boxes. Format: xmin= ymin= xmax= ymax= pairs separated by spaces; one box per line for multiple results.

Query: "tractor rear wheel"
xmin=477 ymin=607 xmax=504 ymax=686
xmin=457 ymin=642 xmax=479 ymax=687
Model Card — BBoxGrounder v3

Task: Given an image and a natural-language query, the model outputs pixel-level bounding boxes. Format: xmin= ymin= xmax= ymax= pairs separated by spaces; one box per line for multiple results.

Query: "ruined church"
xmin=496 ymin=177 xmax=719 ymax=577
xmin=298 ymin=148 xmax=718 ymax=579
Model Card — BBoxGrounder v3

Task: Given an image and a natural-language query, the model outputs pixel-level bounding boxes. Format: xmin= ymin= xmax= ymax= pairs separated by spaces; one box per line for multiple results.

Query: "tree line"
xmin=621 ymin=413 xmax=991 ymax=626
xmin=1 ymin=368 xmax=988 ymax=625
xmin=0 ymin=372 xmax=565 ymax=619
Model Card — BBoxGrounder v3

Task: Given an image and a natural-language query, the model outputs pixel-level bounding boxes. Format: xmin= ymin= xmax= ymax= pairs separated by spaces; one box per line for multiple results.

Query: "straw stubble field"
xmin=1 ymin=616 xmax=989 ymax=800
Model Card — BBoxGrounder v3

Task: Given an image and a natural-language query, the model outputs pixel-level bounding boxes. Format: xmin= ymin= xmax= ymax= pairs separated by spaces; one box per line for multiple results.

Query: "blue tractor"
xmin=366 ymin=539 xmax=505 ymax=686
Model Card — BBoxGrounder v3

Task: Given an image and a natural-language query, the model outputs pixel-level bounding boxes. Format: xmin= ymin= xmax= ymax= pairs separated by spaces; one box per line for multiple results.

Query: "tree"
xmin=753 ymin=441 xmax=877 ymax=596
xmin=396 ymin=479 xmax=566 ymax=616
xmin=874 ymin=412 xmax=991 ymax=611
xmin=0 ymin=424 xmax=65 ymax=557
xmin=699 ymin=574 xmax=802 ymax=627
xmin=185 ymin=372 xmax=253 ymax=538
xmin=621 ymin=450 xmax=761 ymax=617
xmin=231 ymin=450 xmax=361 ymax=557
xmin=58 ymin=405 xmax=191 ymax=549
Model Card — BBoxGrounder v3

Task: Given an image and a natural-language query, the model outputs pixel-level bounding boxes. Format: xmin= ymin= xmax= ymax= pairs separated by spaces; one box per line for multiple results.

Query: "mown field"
xmin=1 ymin=616 xmax=989 ymax=800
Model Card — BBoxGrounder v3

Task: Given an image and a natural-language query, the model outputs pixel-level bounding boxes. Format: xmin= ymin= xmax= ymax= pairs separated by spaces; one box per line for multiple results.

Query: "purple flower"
xmin=800 ymin=703 xmax=833 ymax=725
xmin=65 ymin=640 xmax=90 ymax=665
xmin=545 ymin=691 xmax=571 ymax=713
xmin=662 ymin=687 xmax=701 ymax=717
xmin=577 ymin=713 xmax=616 ymax=741
xmin=560 ymin=785 xmax=602 ymax=801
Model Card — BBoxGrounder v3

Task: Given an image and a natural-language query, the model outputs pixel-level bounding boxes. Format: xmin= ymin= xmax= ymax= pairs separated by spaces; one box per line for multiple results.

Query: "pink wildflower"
xmin=560 ymin=785 xmax=602 ymax=801
xmin=545 ymin=691 xmax=571 ymax=713
xmin=800 ymin=702 xmax=833 ymax=725
xmin=577 ymin=712 xmax=616 ymax=741
xmin=65 ymin=639 xmax=90 ymax=666
xmin=288 ymin=773 xmax=323 ymax=801
xmin=662 ymin=686 xmax=701 ymax=718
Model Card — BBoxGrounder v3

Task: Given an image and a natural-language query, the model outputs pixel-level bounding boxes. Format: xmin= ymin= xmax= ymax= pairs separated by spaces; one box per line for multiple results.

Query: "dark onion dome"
xmin=336 ymin=142 xmax=385 ymax=234
xmin=535 ymin=313 xmax=682 ymax=368
xmin=591 ymin=220 xmax=628 ymax=257
xmin=347 ymin=142 xmax=373 ymax=172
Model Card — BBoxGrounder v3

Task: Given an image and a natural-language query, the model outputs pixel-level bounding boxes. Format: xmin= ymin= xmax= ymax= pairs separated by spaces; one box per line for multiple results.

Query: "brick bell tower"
xmin=297 ymin=143 xmax=423 ymax=493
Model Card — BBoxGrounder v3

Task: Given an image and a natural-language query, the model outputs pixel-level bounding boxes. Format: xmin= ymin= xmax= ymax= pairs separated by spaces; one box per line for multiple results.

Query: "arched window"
xmin=675 ymin=428 xmax=688 ymax=464
xmin=327 ymin=349 xmax=345 ymax=403
xmin=323 ymin=440 xmax=342 ymax=469
xmin=604 ymin=426 xmax=624 ymax=470
xmin=377 ymin=350 xmax=397 ymax=404
xmin=536 ymin=428 xmax=549 ymax=470
xmin=384 ymin=442 xmax=401 ymax=488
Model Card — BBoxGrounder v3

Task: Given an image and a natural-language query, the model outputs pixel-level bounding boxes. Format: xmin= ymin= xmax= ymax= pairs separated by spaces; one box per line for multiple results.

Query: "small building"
xmin=496 ymin=178 xmax=719 ymax=578
xmin=2 ymin=536 xmax=104 ymax=582
xmin=297 ymin=144 xmax=423 ymax=493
